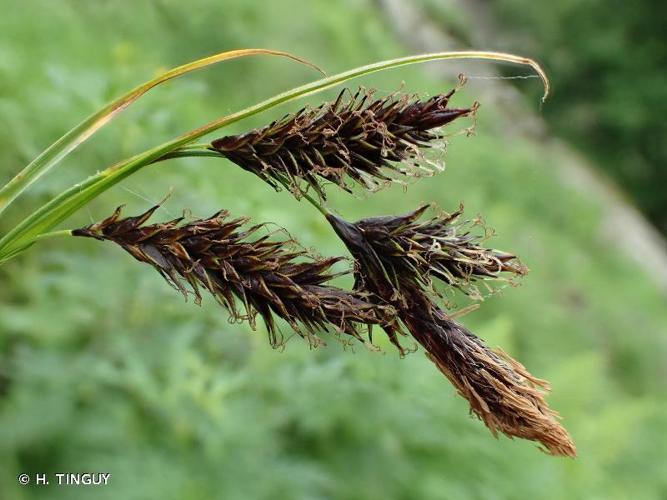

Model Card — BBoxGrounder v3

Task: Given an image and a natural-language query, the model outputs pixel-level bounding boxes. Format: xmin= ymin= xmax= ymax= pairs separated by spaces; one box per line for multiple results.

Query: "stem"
xmin=272 ymin=176 xmax=329 ymax=217
xmin=298 ymin=191 xmax=330 ymax=218
xmin=0 ymin=229 xmax=73 ymax=265
xmin=178 ymin=142 xmax=212 ymax=150
xmin=154 ymin=150 xmax=222 ymax=162
xmin=33 ymin=229 xmax=73 ymax=241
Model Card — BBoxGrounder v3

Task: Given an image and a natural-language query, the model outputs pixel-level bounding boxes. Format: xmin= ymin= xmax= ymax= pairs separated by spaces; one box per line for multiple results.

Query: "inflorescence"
xmin=76 ymin=83 xmax=576 ymax=456
xmin=210 ymin=85 xmax=476 ymax=199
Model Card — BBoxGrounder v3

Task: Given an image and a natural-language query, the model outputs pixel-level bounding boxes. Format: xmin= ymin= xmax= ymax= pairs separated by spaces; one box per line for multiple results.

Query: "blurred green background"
xmin=0 ymin=1 xmax=665 ymax=499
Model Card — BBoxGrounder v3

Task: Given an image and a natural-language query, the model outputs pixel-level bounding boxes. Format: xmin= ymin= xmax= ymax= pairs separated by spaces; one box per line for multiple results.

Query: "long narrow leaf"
xmin=0 ymin=51 xmax=548 ymax=261
xmin=0 ymin=48 xmax=321 ymax=217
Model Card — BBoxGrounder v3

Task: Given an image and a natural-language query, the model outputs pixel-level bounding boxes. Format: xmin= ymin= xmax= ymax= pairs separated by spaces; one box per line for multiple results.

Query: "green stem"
xmin=33 ymin=229 xmax=73 ymax=242
xmin=298 ymin=190 xmax=330 ymax=218
xmin=272 ymin=176 xmax=329 ymax=217
xmin=154 ymin=150 xmax=222 ymax=162
xmin=0 ymin=229 xmax=73 ymax=265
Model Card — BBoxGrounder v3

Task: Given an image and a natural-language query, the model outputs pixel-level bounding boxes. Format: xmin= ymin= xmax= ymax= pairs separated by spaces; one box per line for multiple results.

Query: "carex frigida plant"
xmin=0 ymin=49 xmax=575 ymax=455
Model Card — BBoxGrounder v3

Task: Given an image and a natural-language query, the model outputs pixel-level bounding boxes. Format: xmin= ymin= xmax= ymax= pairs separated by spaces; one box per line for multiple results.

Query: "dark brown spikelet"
xmin=326 ymin=208 xmax=576 ymax=457
xmin=210 ymin=85 xmax=476 ymax=199
xmin=72 ymin=205 xmax=390 ymax=348
xmin=404 ymin=294 xmax=576 ymax=457
xmin=329 ymin=203 xmax=527 ymax=301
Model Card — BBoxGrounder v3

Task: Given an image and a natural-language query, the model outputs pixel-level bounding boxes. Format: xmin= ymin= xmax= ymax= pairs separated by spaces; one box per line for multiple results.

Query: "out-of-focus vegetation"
xmin=0 ymin=1 xmax=665 ymax=499
xmin=424 ymin=0 xmax=667 ymax=232
xmin=494 ymin=0 xmax=667 ymax=232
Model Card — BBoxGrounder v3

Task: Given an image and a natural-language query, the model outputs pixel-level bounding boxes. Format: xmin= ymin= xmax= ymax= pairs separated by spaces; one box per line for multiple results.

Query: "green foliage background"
xmin=0 ymin=1 xmax=665 ymax=499
xmin=494 ymin=0 xmax=667 ymax=233
xmin=422 ymin=0 xmax=667 ymax=232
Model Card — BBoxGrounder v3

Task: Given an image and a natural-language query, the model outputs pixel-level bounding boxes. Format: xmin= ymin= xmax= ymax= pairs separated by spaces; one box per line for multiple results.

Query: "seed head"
xmin=326 ymin=207 xmax=576 ymax=456
xmin=327 ymin=204 xmax=526 ymax=303
xmin=404 ymin=293 xmax=576 ymax=457
xmin=73 ymin=205 xmax=390 ymax=348
xmin=210 ymin=85 xmax=476 ymax=199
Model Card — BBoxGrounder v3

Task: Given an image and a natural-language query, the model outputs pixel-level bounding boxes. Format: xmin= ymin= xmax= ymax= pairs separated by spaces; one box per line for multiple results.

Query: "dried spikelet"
xmin=329 ymin=203 xmax=527 ymax=301
xmin=326 ymin=208 xmax=576 ymax=456
xmin=210 ymin=85 xmax=476 ymax=199
xmin=72 ymin=205 xmax=390 ymax=348
xmin=404 ymin=294 xmax=576 ymax=457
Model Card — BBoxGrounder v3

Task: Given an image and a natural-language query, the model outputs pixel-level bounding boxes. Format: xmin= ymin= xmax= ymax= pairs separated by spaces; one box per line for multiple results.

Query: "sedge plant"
xmin=0 ymin=48 xmax=575 ymax=456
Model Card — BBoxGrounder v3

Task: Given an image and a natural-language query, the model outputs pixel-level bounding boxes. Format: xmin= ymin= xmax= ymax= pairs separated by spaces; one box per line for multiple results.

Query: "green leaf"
xmin=0 ymin=48 xmax=322 ymax=217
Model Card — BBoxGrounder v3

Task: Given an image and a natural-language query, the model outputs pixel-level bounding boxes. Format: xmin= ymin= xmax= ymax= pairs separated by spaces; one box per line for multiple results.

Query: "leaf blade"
xmin=0 ymin=48 xmax=322 ymax=217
